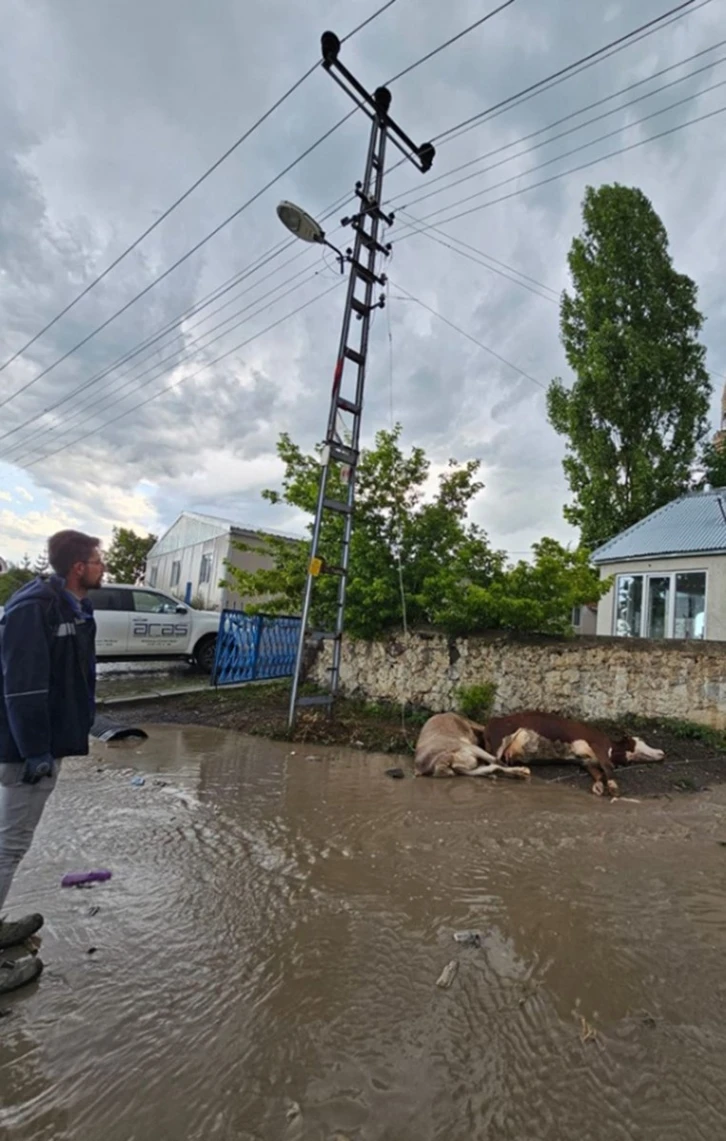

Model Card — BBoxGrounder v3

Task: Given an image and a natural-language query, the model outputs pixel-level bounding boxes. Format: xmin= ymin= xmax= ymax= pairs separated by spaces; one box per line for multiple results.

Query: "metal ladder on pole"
xmin=287 ymin=31 xmax=435 ymax=729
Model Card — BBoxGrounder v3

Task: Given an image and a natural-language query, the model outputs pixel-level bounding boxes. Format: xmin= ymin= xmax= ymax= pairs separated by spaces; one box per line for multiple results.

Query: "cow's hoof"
xmin=607 ymin=780 xmax=620 ymax=797
xmin=512 ymin=766 xmax=531 ymax=779
xmin=592 ymin=780 xmax=605 ymax=797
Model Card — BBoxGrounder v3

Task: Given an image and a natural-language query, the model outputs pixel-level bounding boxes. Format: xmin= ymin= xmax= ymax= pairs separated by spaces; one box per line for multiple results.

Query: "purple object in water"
xmin=61 ymin=870 xmax=112 ymax=888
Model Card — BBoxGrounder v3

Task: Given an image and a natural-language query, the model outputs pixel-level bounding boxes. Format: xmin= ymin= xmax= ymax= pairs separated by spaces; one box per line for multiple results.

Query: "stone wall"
xmin=308 ymin=630 xmax=726 ymax=728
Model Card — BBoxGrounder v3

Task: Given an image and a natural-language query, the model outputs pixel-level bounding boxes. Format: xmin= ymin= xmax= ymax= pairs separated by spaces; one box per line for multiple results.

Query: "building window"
xmin=148 ymin=565 xmax=158 ymax=588
xmin=170 ymin=560 xmax=181 ymax=588
xmin=614 ymin=571 xmax=706 ymax=639
xmin=199 ymin=553 xmax=212 ymax=585
xmin=571 ymin=605 xmax=581 ymax=627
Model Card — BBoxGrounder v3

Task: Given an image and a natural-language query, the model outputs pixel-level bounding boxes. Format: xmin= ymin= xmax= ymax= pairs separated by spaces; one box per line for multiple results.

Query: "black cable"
xmin=0 ymin=0 xmax=400 ymax=375
xmin=391 ymin=281 xmax=546 ymax=389
xmin=0 ymin=109 xmax=361 ymax=412
xmin=404 ymin=101 xmax=726 ymax=230
xmin=432 ymin=0 xmax=705 ymax=145
xmin=0 ymin=0 xmax=518 ymax=412
xmin=398 ymin=212 xmax=558 ymax=302
xmin=390 ymin=42 xmax=726 ymax=212
xmin=12 ymin=268 xmax=325 ymax=465
xmin=0 ymin=191 xmax=354 ymax=454
xmin=0 ymin=261 xmax=322 ymax=460
xmin=25 ymin=281 xmax=344 ymax=468
xmin=386 ymin=0 xmax=516 ymax=83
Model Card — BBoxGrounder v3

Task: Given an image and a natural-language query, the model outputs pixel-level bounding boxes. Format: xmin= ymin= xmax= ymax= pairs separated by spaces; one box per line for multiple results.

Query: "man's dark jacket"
xmin=0 ymin=575 xmax=96 ymax=763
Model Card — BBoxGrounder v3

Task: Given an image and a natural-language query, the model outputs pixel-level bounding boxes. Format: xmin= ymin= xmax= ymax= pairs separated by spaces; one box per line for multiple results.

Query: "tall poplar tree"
xmin=547 ymin=183 xmax=710 ymax=548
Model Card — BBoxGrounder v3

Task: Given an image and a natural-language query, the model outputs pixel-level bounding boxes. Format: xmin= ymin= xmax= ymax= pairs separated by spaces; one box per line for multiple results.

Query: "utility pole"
xmin=283 ymin=31 xmax=434 ymax=730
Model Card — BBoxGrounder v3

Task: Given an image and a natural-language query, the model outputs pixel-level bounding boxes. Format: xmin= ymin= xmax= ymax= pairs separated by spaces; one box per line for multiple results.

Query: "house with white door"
xmin=590 ymin=486 xmax=726 ymax=642
xmin=144 ymin=511 xmax=303 ymax=611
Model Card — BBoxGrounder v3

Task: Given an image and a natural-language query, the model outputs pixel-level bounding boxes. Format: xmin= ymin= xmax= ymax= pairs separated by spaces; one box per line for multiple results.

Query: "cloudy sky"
xmin=1 ymin=0 xmax=724 ymax=566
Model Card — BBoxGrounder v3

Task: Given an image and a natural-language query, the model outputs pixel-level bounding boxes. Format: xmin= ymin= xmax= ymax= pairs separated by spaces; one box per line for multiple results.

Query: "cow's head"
xmin=610 ymin=734 xmax=665 ymax=765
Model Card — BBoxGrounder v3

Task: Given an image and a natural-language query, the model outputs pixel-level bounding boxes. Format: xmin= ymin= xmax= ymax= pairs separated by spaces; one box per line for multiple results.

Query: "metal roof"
xmin=147 ymin=511 xmax=303 ymax=558
xmin=590 ymin=487 xmax=726 ymax=564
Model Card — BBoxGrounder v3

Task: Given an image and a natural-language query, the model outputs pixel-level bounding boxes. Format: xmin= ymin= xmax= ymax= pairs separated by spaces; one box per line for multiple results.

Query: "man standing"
xmin=0 ymin=530 xmax=103 ymax=995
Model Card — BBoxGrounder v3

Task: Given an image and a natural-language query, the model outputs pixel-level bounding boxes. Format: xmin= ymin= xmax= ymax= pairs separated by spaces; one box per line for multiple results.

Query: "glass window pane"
xmin=646 ymin=575 xmax=670 ymax=639
xmin=674 ymin=572 xmax=706 ymax=639
xmin=132 ymin=590 xmax=165 ymax=613
xmin=615 ymin=575 xmax=643 ymax=636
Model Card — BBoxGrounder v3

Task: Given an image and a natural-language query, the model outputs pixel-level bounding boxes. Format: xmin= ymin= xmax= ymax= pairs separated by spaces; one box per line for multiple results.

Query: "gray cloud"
xmin=1 ymin=0 xmax=724 ymax=560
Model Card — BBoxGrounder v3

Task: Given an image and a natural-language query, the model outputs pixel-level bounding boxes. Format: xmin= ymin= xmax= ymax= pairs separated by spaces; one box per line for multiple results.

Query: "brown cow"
xmin=482 ymin=711 xmax=664 ymax=797
xmin=414 ymin=712 xmax=531 ymax=781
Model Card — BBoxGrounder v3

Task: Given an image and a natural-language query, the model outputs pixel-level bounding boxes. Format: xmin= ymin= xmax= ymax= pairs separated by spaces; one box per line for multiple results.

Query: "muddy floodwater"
xmin=2 ymin=725 xmax=726 ymax=1141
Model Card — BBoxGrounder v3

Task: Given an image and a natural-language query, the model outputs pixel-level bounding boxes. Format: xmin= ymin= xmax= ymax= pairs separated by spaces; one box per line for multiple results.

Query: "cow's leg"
xmin=572 ymin=740 xmax=618 ymax=797
xmin=467 ymin=762 xmax=531 ymax=779
xmin=451 ymin=745 xmax=493 ymax=775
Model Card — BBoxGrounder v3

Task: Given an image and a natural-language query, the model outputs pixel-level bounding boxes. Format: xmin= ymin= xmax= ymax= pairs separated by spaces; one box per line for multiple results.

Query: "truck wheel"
xmin=194 ymin=635 xmax=217 ymax=674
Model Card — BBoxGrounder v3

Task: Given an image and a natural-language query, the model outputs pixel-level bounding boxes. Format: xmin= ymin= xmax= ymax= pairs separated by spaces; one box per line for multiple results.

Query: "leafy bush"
xmin=455 ymin=682 xmax=497 ymax=723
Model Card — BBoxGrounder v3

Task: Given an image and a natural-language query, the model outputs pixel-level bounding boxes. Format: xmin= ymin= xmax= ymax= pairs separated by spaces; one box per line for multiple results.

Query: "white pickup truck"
xmin=88 ymin=583 xmax=221 ymax=672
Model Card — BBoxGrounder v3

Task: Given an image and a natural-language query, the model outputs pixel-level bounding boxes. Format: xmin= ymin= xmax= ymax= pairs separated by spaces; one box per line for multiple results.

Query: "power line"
xmin=391 ymin=42 xmax=726 ymax=212
xmin=431 ymin=0 xmax=708 ymax=146
xmin=25 ymin=281 xmax=344 ymax=468
xmin=387 ymin=0 xmax=516 ymax=83
xmin=0 ymin=2 xmax=515 ymax=414
xmin=0 ymin=0 xmax=399 ymax=375
xmin=12 ymin=268 xmax=324 ymax=465
xmin=398 ymin=211 xmax=558 ymax=302
xmin=1 ymin=261 xmax=323 ymax=461
xmin=27 ymin=8 xmax=704 ymax=437
xmin=391 ymin=280 xmax=547 ymax=389
xmin=397 ymin=96 xmax=726 ymax=232
xmin=0 ymin=110 xmax=362 ymax=412
xmin=1 ymin=191 xmax=355 ymax=454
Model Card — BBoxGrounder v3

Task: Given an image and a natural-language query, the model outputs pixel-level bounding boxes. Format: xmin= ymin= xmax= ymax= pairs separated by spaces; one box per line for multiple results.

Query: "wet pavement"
xmin=2 ymin=723 xmax=726 ymax=1140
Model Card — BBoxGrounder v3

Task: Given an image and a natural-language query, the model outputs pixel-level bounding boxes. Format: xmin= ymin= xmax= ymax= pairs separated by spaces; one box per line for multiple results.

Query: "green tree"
xmin=223 ymin=427 xmax=606 ymax=638
xmin=105 ymin=527 xmax=158 ymax=584
xmin=696 ymin=439 xmax=726 ymax=490
xmin=434 ymin=538 xmax=610 ymax=636
xmin=547 ymin=183 xmax=710 ymax=549
xmin=33 ymin=550 xmax=49 ymax=576
xmin=0 ymin=562 xmax=35 ymax=605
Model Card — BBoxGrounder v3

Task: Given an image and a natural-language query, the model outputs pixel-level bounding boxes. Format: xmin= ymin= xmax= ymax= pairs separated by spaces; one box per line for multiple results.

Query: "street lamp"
xmin=276 ymin=200 xmax=326 ymax=244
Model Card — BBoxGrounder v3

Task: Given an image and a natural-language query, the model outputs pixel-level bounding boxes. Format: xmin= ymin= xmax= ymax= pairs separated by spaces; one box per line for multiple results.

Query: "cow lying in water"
xmin=484 ymin=711 xmax=665 ymax=797
xmin=413 ymin=712 xmax=531 ymax=780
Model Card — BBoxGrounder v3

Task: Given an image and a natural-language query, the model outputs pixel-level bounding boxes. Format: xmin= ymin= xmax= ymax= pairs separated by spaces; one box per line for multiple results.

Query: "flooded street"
xmin=2 ymin=724 xmax=726 ymax=1141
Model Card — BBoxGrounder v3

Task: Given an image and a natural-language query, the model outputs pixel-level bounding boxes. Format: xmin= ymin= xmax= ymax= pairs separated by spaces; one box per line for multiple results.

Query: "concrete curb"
xmin=97 ymin=680 xmax=255 ymax=707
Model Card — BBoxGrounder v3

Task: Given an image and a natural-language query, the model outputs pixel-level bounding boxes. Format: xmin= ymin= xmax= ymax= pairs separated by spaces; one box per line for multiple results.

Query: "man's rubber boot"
xmin=0 ymin=914 xmax=44 ymax=950
xmin=0 ymin=956 xmax=43 ymax=995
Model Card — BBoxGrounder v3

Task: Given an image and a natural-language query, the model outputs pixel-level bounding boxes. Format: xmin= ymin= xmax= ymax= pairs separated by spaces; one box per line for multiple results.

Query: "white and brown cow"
xmin=413 ymin=712 xmax=531 ymax=781
xmin=482 ymin=711 xmax=664 ymax=796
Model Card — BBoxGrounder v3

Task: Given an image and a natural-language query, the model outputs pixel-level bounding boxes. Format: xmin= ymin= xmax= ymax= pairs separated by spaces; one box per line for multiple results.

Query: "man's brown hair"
xmin=47 ymin=530 xmax=101 ymax=577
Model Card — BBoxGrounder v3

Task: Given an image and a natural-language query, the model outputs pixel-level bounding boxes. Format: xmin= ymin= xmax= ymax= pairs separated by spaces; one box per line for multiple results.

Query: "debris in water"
xmin=88 ymin=906 xmax=100 ymax=917
xmin=385 ymin=767 xmax=405 ymax=779
xmin=152 ymin=779 xmax=168 ymax=788
xmin=578 ymin=1015 xmax=597 ymax=1043
xmin=436 ymin=960 xmax=459 ymax=989
xmin=305 ymin=755 xmax=321 ymax=762
xmin=62 ymin=870 xmax=112 ymax=888
xmin=285 ymin=1099 xmax=301 ymax=1121
xmin=130 ymin=775 xmax=146 ymax=787
xmin=87 ymin=947 xmax=97 ymax=956
xmin=453 ymin=930 xmax=481 ymax=947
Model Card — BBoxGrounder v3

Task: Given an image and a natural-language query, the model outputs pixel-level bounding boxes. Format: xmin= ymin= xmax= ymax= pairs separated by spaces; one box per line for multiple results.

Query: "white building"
xmin=590 ymin=487 xmax=726 ymax=641
xmin=144 ymin=511 xmax=302 ymax=612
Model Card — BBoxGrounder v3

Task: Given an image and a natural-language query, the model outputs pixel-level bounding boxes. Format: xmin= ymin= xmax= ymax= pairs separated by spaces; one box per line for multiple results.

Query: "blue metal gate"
xmin=211 ymin=610 xmax=302 ymax=686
